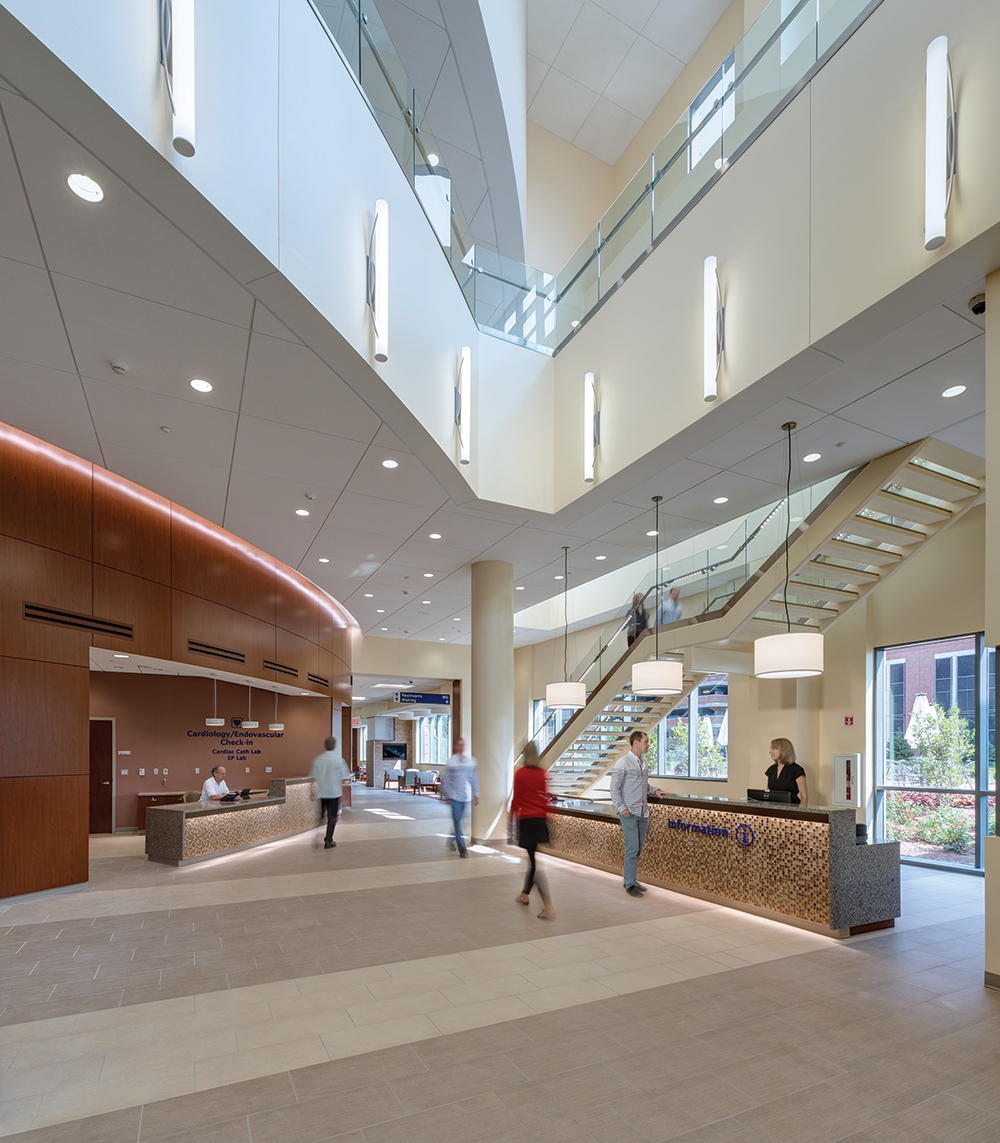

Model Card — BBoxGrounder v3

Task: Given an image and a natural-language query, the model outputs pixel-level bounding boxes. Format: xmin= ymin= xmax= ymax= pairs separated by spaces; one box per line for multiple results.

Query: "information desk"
xmin=145 ymin=778 xmax=320 ymax=866
xmin=545 ymin=795 xmax=900 ymax=937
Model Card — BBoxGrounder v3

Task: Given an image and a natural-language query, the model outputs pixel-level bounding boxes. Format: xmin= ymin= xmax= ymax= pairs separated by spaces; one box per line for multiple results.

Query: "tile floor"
xmin=0 ymin=787 xmax=996 ymax=1143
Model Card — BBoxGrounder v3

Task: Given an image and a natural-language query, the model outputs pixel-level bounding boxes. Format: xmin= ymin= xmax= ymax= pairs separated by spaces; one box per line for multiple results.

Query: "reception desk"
xmin=545 ymin=795 xmax=899 ymax=937
xmin=145 ymin=778 xmax=320 ymax=865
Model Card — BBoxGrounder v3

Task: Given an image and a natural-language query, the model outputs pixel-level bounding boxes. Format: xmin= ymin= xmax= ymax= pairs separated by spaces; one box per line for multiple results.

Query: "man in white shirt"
xmin=201 ymin=765 xmax=241 ymax=802
xmin=609 ymin=731 xmax=665 ymax=896
xmin=440 ymin=738 xmax=479 ymax=857
xmin=656 ymin=586 xmax=683 ymax=627
xmin=310 ymin=736 xmax=351 ymax=849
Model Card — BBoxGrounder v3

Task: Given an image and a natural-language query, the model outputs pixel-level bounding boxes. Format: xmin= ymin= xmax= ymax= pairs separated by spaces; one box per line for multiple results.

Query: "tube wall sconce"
xmin=583 ymin=371 xmax=599 ymax=483
xmin=924 ymin=35 xmax=955 ymax=252
xmin=160 ymin=0 xmax=196 ymax=157
xmin=455 ymin=346 xmax=471 ymax=465
xmin=367 ymin=200 xmax=389 ymax=362
xmin=703 ymin=255 xmax=723 ymax=402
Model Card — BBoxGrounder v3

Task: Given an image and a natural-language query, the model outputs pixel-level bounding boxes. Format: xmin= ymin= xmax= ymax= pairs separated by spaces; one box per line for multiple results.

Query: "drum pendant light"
xmin=631 ymin=496 xmax=683 ymax=695
xmin=205 ymin=678 xmax=225 ymax=726
xmin=546 ymin=547 xmax=586 ymax=710
xmin=754 ymin=422 xmax=824 ymax=679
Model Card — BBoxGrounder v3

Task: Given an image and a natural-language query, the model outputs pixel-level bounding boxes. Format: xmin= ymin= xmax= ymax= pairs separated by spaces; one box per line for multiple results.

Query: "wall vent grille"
xmin=188 ymin=639 xmax=245 ymax=664
xmin=264 ymin=659 xmax=298 ymax=678
xmin=24 ymin=603 xmax=133 ymax=639
xmin=307 ymin=673 xmax=330 ymax=688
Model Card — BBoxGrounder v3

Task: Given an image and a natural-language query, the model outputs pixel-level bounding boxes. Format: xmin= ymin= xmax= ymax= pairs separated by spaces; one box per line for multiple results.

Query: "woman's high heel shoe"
xmin=516 ymin=892 xmax=530 ymax=906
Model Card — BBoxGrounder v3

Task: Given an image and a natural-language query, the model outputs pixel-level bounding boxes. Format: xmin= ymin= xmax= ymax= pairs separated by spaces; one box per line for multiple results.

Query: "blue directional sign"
xmin=393 ymin=692 xmax=450 ymax=705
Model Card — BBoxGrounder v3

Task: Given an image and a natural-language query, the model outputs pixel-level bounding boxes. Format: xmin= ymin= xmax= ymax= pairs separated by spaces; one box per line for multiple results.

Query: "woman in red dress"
xmin=511 ymin=742 xmax=555 ymax=920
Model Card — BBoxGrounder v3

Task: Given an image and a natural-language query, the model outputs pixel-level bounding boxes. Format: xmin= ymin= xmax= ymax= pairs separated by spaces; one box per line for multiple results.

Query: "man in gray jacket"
xmin=310 ymin=736 xmax=351 ymax=849
xmin=609 ymin=730 xmax=665 ymax=896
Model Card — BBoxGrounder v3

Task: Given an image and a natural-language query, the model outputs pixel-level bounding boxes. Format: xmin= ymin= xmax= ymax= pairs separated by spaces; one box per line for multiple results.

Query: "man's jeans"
xmin=451 ymin=800 xmax=469 ymax=853
xmin=619 ymin=812 xmax=649 ymax=888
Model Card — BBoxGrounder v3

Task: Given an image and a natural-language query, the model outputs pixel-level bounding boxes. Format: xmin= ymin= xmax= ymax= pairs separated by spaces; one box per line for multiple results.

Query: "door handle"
xmin=101 ymin=781 xmax=110 ymax=785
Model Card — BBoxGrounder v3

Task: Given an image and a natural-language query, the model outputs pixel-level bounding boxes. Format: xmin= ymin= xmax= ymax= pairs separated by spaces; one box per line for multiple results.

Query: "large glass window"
xmin=652 ymin=674 xmax=728 ymax=780
xmin=876 ymin=634 xmax=993 ymax=870
xmin=532 ymin=699 xmax=574 ymax=752
xmin=415 ymin=713 xmax=450 ymax=769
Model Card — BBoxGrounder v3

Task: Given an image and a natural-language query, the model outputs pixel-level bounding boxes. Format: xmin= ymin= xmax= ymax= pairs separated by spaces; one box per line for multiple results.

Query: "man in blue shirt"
xmin=440 ymin=738 xmax=479 ymax=857
xmin=310 ymin=736 xmax=351 ymax=849
xmin=610 ymin=730 xmax=665 ymax=896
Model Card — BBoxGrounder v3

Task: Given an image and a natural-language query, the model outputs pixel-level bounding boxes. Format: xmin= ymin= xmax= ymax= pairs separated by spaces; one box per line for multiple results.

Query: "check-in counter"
xmin=144 ymin=777 xmax=320 ymax=865
xmin=545 ymin=795 xmax=900 ymax=938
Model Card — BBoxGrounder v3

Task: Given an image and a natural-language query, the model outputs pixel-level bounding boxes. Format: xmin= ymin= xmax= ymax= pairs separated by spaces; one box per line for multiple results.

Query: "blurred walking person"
xmin=511 ymin=742 xmax=555 ymax=920
xmin=627 ymin=593 xmax=647 ymax=647
xmin=441 ymin=737 xmax=479 ymax=857
xmin=310 ymin=736 xmax=351 ymax=849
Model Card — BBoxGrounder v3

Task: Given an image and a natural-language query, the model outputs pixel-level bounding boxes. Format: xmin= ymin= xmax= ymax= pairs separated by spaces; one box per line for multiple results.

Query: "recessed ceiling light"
xmin=646 ymin=529 xmax=658 ymax=537
xmin=67 ymin=173 xmax=103 ymax=201
xmin=377 ymin=609 xmax=385 ymax=613
xmin=942 ymin=385 xmax=966 ymax=397
xmin=595 ymin=555 xmax=607 ymax=560
xmin=422 ymin=600 xmax=431 ymax=604
xmin=318 ymin=557 xmax=330 ymax=563
xmin=352 ymin=696 xmax=365 ymax=701
xmin=381 ymin=627 xmax=388 ymax=631
xmin=423 ymin=573 xmax=434 ymax=578
xmin=190 ymin=379 xmax=213 ymax=393
xmin=713 ymin=496 xmax=729 ymax=504
xmin=160 ymin=425 xmax=171 ymax=433
xmin=515 ymin=585 xmax=525 ymax=590
xmin=554 ymin=574 xmax=564 ymax=580
xmin=113 ymin=654 xmax=129 ymax=659
xmin=439 ymin=637 xmax=446 ymax=641
xmin=453 ymin=617 xmax=461 ymax=621
xmin=803 ymin=452 xmax=822 ymax=463
xmin=382 ymin=459 xmax=398 ymax=469
xmin=571 ymin=320 xmax=580 ymax=329
xmin=295 ymin=509 xmax=310 ymax=516
xmin=429 ymin=533 xmax=441 ymax=539
xmin=427 ymin=152 xmax=439 ymax=166
xmin=364 ymin=593 xmax=373 ymax=597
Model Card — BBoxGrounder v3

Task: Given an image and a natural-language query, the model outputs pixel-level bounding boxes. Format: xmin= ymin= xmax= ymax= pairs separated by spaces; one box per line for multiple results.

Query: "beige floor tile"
xmin=73 ymin=996 xmax=194 ymax=1033
xmin=265 ymin=985 xmax=376 ymax=1020
xmin=381 ymin=953 xmax=471 ymax=978
xmin=0 ymin=1015 xmax=78 ymax=1045
xmin=366 ymin=970 xmax=466 ymax=1000
xmin=592 ymin=947 xmax=683 ymax=975
xmin=31 ymin=1062 xmax=196 ymax=1131
xmin=295 ymin=965 xmax=393 ymax=993
xmin=192 ymin=979 xmax=300 ymax=1012
xmin=1 ymin=1052 xmax=105 ymax=1100
xmin=100 ymin=1027 xmax=238 ymax=1079
xmin=321 ymin=1014 xmax=442 ymax=1060
xmin=152 ymin=1002 xmax=273 ymax=1042
xmin=520 ymin=945 xmax=606 ymax=971
xmin=0 ymin=1094 xmax=41 ymax=1137
xmin=516 ymin=978 xmax=618 ymax=1014
xmin=194 ymin=1036 xmax=329 ymax=1090
xmin=7 ymin=1023 xmax=154 ymax=1070
xmin=459 ymin=942 xmax=542 ymax=965
xmin=597 ymin=964 xmax=688 ymax=995
xmin=439 ymin=974 xmax=538 ymax=1007
xmin=346 ymin=989 xmax=454 ymax=1028
xmin=428 ymin=995 xmax=538 ymax=1036
xmin=451 ymin=957 xmax=543 ymax=984
xmin=235 ymin=1007 xmax=354 ymax=1051
xmin=520 ymin=961 xmax=605 ymax=990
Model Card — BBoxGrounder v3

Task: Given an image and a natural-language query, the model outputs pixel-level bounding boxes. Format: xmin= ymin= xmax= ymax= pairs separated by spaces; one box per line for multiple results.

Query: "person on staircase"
xmin=655 ymin=585 xmax=683 ymax=627
xmin=610 ymin=730 xmax=667 ymax=897
xmin=511 ymin=742 xmax=555 ymax=920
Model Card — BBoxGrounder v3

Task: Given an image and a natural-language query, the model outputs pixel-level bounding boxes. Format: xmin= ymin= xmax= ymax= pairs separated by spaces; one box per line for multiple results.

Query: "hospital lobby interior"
xmin=2 ymin=1 xmax=1000 ymax=1141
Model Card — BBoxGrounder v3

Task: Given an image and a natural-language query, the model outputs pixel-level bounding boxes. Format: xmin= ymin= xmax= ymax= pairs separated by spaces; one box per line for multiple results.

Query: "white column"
xmin=470 ymin=560 xmax=514 ymax=842
xmin=985 ymin=269 xmax=1000 ymax=989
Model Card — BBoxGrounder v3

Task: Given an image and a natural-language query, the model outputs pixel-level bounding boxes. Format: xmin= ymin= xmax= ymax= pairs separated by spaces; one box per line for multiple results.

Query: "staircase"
xmin=536 ymin=438 xmax=984 ymax=790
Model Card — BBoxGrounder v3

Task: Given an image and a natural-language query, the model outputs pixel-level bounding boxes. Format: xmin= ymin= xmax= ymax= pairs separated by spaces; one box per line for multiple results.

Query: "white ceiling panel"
xmin=2 ymin=96 xmax=253 ymax=328
xmin=231 ymin=415 xmax=367 ymax=488
xmin=526 ymin=53 xmax=547 ymax=104
xmin=101 ymin=445 xmax=230 ymax=512
xmin=0 ymin=108 xmax=45 ymax=268
xmin=690 ymin=398 xmax=826 ymax=469
xmin=290 ymin=551 xmax=383 ymax=584
xmin=553 ymin=3 xmax=637 ymax=92
xmin=933 ymin=412 xmax=986 ymax=458
xmin=942 ymin=282 xmax=986 ymax=331
xmin=567 ymin=539 xmax=648 ymax=571
xmin=419 ymin=507 xmax=520 ymax=549
xmin=426 ymin=50 xmax=480 ymax=156
xmin=219 ymin=509 xmax=315 ymax=559
xmin=240 ymin=333 xmax=381 ymax=442
xmin=551 ymin=498 xmax=647 ymax=540
xmin=529 ymin=68 xmax=600 ymax=141
xmin=224 ymin=467 xmax=340 ymax=522
xmin=306 ymin=526 xmax=402 ymax=563
xmin=612 ymin=458 xmax=721 ymax=508
xmin=661 ymin=471 xmax=786 ymax=523
xmin=479 ymin=525 xmax=583 ymax=565
xmin=345 ymin=447 xmax=448 ymax=508
xmin=0 ymin=357 xmax=92 ymax=439
xmin=0 ymin=256 xmax=75 ymax=372
xmin=604 ymin=35 xmax=684 ymax=120
xmin=326 ymin=491 xmax=437 ymax=538
xmin=55 ymin=276 xmax=251 ymax=412
xmin=527 ymin=0 xmax=586 ymax=66
xmin=641 ymin=0 xmax=730 ymax=61
xmin=390 ymin=538 xmax=479 ymax=573
xmin=251 ymin=305 xmax=303 ymax=344
xmin=834 ymin=337 xmax=985 ymax=441
xmin=573 ymin=98 xmax=644 ymax=164
xmin=796 ymin=307 xmax=982 ymax=413
xmin=32 ymin=429 xmax=105 ymax=467
xmin=597 ymin=510 xmax=703 ymax=552
xmin=83 ymin=377 xmax=239 ymax=465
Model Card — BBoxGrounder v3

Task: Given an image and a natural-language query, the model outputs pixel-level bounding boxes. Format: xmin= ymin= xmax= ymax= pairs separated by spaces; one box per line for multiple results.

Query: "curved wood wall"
xmin=0 ymin=422 xmax=355 ymax=898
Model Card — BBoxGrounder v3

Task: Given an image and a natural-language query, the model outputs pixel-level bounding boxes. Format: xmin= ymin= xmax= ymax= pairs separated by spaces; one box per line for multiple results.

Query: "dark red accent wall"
xmin=0 ymin=422 xmax=354 ymax=898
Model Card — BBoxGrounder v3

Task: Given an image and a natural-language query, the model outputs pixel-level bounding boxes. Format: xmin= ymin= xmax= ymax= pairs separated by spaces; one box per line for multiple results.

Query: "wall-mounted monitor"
xmin=383 ymin=743 xmax=407 ymax=761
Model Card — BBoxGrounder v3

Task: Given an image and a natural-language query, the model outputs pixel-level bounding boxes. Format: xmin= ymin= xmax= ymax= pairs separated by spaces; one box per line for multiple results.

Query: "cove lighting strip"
xmin=583 ymin=371 xmax=599 ymax=483
xmin=161 ymin=0 xmax=197 ymax=157
xmin=367 ymin=200 xmax=389 ymax=362
xmin=924 ymin=35 xmax=955 ymax=252
xmin=456 ymin=346 xmax=471 ymax=465
xmin=703 ymin=255 xmax=723 ymax=402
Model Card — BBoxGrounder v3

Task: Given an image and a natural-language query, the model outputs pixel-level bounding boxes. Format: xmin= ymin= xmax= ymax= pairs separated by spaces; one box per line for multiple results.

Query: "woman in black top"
xmin=627 ymin=594 xmax=647 ymax=647
xmin=765 ymin=738 xmax=808 ymax=806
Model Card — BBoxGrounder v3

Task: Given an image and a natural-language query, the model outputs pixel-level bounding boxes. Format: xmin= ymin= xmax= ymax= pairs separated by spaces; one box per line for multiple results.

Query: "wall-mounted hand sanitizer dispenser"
xmin=832 ymin=753 xmax=862 ymax=807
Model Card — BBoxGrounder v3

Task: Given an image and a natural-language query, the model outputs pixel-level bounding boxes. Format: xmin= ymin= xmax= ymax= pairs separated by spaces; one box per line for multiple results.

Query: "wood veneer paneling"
xmin=0 ymin=424 xmax=93 ymax=559
xmin=275 ymin=575 xmax=319 ymax=643
xmin=275 ymin=627 xmax=319 ymax=687
xmin=171 ymin=590 xmax=276 ymax=677
xmin=0 ymin=535 xmax=93 ymax=664
xmin=0 ymin=657 xmax=89 ymax=778
xmin=92 ymin=566 xmax=172 ymax=659
xmin=93 ymin=466 xmax=172 ymax=584
xmin=171 ymin=505 xmax=277 ymax=626
xmin=0 ymin=775 xmax=89 ymax=897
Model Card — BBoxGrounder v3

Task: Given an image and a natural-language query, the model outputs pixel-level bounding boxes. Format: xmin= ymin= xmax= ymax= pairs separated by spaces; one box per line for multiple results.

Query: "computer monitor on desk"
xmin=747 ymin=788 xmax=792 ymax=803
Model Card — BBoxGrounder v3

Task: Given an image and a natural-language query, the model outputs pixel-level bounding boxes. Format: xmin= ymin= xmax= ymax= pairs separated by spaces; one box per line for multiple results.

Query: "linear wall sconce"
xmin=925 ymin=35 xmax=956 ymax=252
xmin=367 ymin=199 xmax=389 ymax=362
xmin=455 ymin=346 xmax=471 ymax=465
xmin=703 ymin=255 xmax=723 ymax=402
xmin=583 ymin=371 xmax=599 ymax=483
xmin=159 ymin=0 xmax=196 ymax=157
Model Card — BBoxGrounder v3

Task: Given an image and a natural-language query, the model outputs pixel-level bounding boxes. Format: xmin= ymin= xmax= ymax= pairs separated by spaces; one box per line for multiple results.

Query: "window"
xmin=875 ymin=634 xmax=991 ymax=870
xmin=689 ymin=53 xmax=735 ymax=170
xmin=653 ymin=674 xmax=728 ymax=779
xmin=415 ymin=713 xmax=450 ymax=769
xmin=532 ymin=699 xmax=575 ymax=752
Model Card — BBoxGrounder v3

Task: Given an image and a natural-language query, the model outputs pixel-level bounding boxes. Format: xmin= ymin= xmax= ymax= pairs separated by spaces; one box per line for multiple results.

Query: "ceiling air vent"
xmin=264 ymin=659 xmax=298 ymax=678
xmin=24 ymin=603 xmax=133 ymax=639
xmin=188 ymin=639 xmax=245 ymax=664
xmin=307 ymin=673 xmax=330 ymax=688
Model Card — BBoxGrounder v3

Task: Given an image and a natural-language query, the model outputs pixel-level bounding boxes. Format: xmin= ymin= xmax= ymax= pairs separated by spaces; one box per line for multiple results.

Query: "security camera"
xmin=969 ymin=293 xmax=986 ymax=316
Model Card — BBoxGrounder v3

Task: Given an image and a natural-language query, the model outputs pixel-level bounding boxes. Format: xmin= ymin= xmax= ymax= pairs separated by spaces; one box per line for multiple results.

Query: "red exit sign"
xmin=843 ymin=716 xmax=854 ymax=726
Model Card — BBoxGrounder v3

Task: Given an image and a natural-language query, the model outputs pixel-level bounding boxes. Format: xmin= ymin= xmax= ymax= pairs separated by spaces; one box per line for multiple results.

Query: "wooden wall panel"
xmin=0 ymin=658 xmax=89 ymax=778
xmin=171 ymin=590 xmax=277 ymax=679
xmin=0 ymin=776 xmax=89 ymax=897
xmin=92 ymin=567 xmax=172 ymax=659
xmin=93 ymin=467 xmax=172 ymax=584
xmin=171 ymin=506 xmax=277 ymax=626
xmin=0 ymin=536 xmax=92 ymax=665
xmin=275 ymin=574 xmax=319 ymax=643
xmin=0 ymin=424 xmax=93 ymax=559
xmin=275 ymin=626 xmax=319 ymax=688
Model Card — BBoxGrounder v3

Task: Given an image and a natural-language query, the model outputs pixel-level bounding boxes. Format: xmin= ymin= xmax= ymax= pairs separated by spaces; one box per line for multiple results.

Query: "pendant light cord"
xmin=653 ymin=496 xmax=662 ymax=661
xmin=562 ymin=546 xmax=570 ymax=683
xmin=782 ymin=422 xmax=794 ymax=633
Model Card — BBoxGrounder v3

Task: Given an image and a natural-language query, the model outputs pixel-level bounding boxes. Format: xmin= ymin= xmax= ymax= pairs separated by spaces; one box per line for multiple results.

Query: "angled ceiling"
xmin=527 ymin=0 xmax=733 ymax=164
xmin=0 ymin=78 xmax=987 ymax=653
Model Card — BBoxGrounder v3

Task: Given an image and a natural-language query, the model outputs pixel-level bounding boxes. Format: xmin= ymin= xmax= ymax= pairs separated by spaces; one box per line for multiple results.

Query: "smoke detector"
xmin=110 ymin=361 xmax=128 ymax=375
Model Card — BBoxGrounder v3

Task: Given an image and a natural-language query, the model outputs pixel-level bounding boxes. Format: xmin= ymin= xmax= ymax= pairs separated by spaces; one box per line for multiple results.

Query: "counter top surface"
xmin=147 ymin=795 xmax=286 ymax=817
xmin=137 ymin=791 xmax=189 ymax=797
xmin=552 ymin=794 xmax=853 ymax=822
